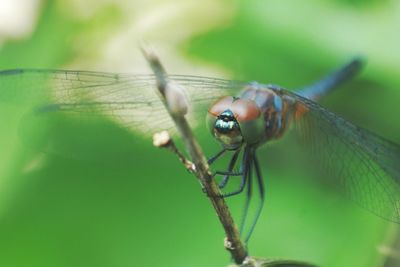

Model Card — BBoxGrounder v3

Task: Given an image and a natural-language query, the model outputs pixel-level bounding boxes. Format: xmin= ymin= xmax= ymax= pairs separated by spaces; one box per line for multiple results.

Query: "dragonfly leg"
xmin=208 ymin=148 xmax=227 ymax=165
xmin=244 ymin=149 xmax=265 ymax=243
xmin=214 ymin=170 xmax=242 ymax=176
xmin=218 ymin=149 xmax=241 ymax=189
xmin=239 ymin=148 xmax=254 ymax=237
xmin=222 ymin=146 xmax=251 ymax=198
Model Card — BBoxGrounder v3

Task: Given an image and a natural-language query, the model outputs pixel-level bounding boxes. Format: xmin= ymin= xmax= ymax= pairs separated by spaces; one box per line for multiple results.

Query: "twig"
xmin=153 ymin=131 xmax=194 ymax=172
xmin=142 ymin=46 xmax=248 ymax=264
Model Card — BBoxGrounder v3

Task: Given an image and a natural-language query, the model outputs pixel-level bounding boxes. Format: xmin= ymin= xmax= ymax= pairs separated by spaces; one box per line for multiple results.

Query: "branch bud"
xmin=165 ymin=81 xmax=189 ymax=116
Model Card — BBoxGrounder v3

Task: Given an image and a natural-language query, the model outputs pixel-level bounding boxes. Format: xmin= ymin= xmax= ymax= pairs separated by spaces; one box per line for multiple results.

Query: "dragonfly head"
xmin=207 ymin=96 xmax=265 ymax=149
xmin=212 ymin=109 xmax=243 ymax=149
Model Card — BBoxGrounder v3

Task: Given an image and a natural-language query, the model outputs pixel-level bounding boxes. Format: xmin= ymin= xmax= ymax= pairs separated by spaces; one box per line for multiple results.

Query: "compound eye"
xmin=231 ymin=99 xmax=261 ymax=122
xmin=208 ymin=96 xmax=235 ymax=117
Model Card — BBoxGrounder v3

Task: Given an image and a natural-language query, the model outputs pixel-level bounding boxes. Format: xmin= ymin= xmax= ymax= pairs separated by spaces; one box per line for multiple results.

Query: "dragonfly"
xmin=1 ymin=57 xmax=399 ymax=243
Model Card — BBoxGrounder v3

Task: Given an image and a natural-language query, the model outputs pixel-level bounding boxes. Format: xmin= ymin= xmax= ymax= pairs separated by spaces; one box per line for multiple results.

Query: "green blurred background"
xmin=0 ymin=0 xmax=400 ymax=266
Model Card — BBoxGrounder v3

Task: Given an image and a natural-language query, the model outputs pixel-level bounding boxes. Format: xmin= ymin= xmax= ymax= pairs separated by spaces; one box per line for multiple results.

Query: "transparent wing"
xmin=0 ymin=69 xmax=248 ymax=135
xmin=279 ymin=88 xmax=400 ymax=223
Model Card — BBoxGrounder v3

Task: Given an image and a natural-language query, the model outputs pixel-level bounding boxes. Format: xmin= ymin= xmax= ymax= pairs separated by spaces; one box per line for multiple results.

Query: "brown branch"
xmin=142 ymin=46 xmax=248 ymax=264
xmin=153 ymin=131 xmax=194 ymax=172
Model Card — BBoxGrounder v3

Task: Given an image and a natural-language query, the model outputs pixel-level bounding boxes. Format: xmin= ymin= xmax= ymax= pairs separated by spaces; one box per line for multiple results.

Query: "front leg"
xmin=218 ymin=148 xmax=241 ymax=189
xmin=207 ymin=148 xmax=227 ymax=165
xmin=222 ymin=146 xmax=250 ymax=198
